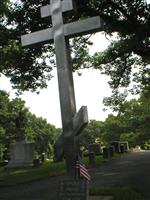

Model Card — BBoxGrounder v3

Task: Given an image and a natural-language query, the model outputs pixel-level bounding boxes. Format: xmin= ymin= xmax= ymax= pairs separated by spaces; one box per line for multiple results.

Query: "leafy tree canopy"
xmin=79 ymin=0 xmax=150 ymax=107
xmin=0 ymin=0 xmax=149 ymax=102
xmin=0 ymin=90 xmax=60 ymax=160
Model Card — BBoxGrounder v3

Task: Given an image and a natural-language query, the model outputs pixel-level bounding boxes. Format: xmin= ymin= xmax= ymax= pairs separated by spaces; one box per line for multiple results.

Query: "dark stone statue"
xmin=15 ymin=111 xmax=26 ymax=141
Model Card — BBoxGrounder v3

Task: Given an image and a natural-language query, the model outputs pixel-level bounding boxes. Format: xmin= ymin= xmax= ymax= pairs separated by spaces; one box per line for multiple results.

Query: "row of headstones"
xmin=103 ymin=141 xmax=129 ymax=159
xmin=84 ymin=141 xmax=129 ymax=165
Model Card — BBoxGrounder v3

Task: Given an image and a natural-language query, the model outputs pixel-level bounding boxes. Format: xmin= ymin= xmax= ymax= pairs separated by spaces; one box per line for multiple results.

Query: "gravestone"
xmin=120 ymin=141 xmax=129 ymax=152
xmin=120 ymin=144 xmax=125 ymax=154
xmin=6 ymin=141 xmax=34 ymax=168
xmin=110 ymin=141 xmax=121 ymax=153
xmin=59 ymin=180 xmax=89 ymax=200
xmin=88 ymin=152 xmax=96 ymax=166
xmin=109 ymin=146 xmax=115 ymax=157
xmin=103 ymin=147 xmax=110 ymax=159
xmin=88 ymin=143 xmax=101 ymax=155
xmin=6 ymin=111 xmax=34 ymax=169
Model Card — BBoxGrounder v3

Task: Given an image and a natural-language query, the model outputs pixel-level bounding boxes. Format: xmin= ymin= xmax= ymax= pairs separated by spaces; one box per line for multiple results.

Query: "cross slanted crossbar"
xmin=21 ymin=0 xmax=103 ymax=178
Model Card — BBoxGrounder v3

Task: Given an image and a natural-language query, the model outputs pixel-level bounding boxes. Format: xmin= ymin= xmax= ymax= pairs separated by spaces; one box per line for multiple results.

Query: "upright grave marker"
xmin=21 ymin=0 xmax=103 ymax=178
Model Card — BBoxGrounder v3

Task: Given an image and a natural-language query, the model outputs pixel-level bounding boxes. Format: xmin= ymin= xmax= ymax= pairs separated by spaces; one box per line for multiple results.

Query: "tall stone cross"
xmin=21 ymin=0 xmax=103 ymax=178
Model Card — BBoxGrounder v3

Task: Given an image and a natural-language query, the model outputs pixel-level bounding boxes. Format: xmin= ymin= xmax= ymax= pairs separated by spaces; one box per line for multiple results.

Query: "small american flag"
xmin=76 ymin=161 xmax=91 ymax=181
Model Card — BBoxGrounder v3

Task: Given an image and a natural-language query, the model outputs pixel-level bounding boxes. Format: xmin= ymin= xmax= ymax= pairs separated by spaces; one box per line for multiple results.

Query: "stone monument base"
xmin=6 ymin=141 xmax=34 ymax=169
xmin=59 ymin=179 xmax=89 ymax=200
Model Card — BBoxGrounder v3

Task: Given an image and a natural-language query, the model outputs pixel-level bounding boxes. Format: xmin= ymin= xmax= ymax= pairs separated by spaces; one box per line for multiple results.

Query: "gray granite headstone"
xmin=109 ymin=146 xmax=115 ymax=157
xmin=88 ymin=143 xmax=101 ymax=155
xmin=110 ymin=141 xmax=121 ymax=153
xmin=103 ymin=147 xmax=110 ymax=159
xmin=120 ymin=144 xmax=125 ymax=153
xmin=120 ymin=141 xmax=129 ymax=152
xmin=88 ymin=152 xmax=96 ymax=166
xmin=6 ymin=141 xmax=34 ymax=168
xmin=59 ymin=180 xmax=89 ymax=200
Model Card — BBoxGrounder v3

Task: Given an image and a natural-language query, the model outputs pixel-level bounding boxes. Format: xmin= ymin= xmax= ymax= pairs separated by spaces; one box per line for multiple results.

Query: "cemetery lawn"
xmin=90 ymin=187 xmax=143 ymax=200
xmin=0 ymin=160 xmax=66 ymax=186
xmin=0 ymin=155 xmax=105 ymax=186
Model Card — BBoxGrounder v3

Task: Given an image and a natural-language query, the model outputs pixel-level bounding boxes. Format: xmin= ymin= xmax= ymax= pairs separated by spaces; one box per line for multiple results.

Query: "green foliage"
xmin=1 ymin=0 xmax=149 ymax=96
xmin=0 ymin=155 xmax=104 ymax=187
xmin=102 ymin=114 xmax=125 ymax=144
xmin=0 ymin=160 xmax=66 ymax=186
xmin=80 ymin=91 xmax=150 ymax=148
xmin=26 ymin=113 xmax=60 ymax=157
xmin=0 ymin=0 xmax=91 ymax=92
xmin=143 ymin=140 xmax=150 ymax=150
xmin=120 ymin=132 xmax=138 ymax=147
xmin=0 ymin=90 xmax=60 ymax=160
xmin=80 ymin=120 xmax=104 ymax=149
xmin=101 ymin=92 xmax=150 ymax=147
xmin=0 ymin=127 xmax=6 ymax=160
xmin=79 ymin=0 xmax=150 ymax=107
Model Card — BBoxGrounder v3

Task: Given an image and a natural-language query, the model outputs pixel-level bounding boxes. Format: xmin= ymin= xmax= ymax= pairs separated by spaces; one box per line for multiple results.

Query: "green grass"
xmin=1 ymin=153 xmax=144 ymax=200
xmin=90 ymin=187 xmax=145 ymax=200
xmin=0 ymin=160 xmax=66 ymax=186
xmin=0 ymin=154 xmax=125 ymax=187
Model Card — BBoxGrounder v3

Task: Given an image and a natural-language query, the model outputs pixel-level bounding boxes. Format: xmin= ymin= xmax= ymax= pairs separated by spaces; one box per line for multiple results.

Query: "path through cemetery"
xmin=0 ymin=151 xmax=150 ymax=200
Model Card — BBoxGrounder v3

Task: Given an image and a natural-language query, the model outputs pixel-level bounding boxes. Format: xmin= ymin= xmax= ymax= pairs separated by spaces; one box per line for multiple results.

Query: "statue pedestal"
xmin=6 ymin=141 xmax=34 ymax=168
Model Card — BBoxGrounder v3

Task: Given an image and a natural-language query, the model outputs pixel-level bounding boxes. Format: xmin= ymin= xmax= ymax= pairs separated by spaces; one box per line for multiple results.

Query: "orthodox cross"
xmin=21 ymin=0 xmax=103 ymax=178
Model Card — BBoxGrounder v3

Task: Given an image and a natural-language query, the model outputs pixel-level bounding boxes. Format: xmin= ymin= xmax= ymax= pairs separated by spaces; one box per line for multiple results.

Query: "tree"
xmin=105 ymin=91 xmax=150 ymax=147
xmin=102 ymin=114 xmax=125 ymax=144
xmin=80 ymin=120 xmax=104 ymax=149
xmin=26 ymin=113 xmax=60 ymax=157
xmin=0 ymin=90 xmax=30 ymax=156
xmin=0 ymin=0 xmax=91 ymax=92
xmin=0 ymin=127 xmax=6 ymax=160
xmin=1 ymin=0 xmax=149 ymax=96
xmin=81 ymin=0 xmax=150 ymax=109
xmin=0 ymin=90 xmax=60 ymax=159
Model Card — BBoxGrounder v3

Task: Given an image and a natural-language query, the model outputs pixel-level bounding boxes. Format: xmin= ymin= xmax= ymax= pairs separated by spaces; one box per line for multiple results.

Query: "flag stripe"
xmin=76 ymin=162 xmax=91 ymax=181
xmin=80 ymin=167 xmax=90 ymax=176
xmin=80 ymin=169 xmax=91 ymax=181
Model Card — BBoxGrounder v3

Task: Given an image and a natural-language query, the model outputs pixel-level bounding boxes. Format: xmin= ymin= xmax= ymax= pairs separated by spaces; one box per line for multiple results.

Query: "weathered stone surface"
xmin=21 ymin=17 xmax=103 ymax=47
xmin=40 ymin=0 xmax=75 ymax=18
xmin=88 ymin=143 xmax=101 ymax=155
xmin=109 ymin=146 xmax=115 ymax=157
xmin=21 ymin=0 xmax=103 ymax=178
xmin=59 ymin=180 xmax=89 ymax=200
xmin=103 ymin=147 xmax=110 ymax=159
xmin=6 ymin=141 xmax=34 ymax=168
xmin=110 ymin=141 xmax=121 ymax=153
xmin=120 ymin=141 xmax=129 ymax=152
xmin=89 ymin=196 xmax=113 ymax=200
xmin=88 ymin=152 xmax=96 ymax=166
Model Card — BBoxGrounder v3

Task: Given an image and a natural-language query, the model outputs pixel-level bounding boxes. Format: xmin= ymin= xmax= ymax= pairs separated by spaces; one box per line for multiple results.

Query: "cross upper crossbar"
xmin=41 ymin=0 xmax=75 ymax=18
xmin=21 ymin=16 xmax=103 ymax=47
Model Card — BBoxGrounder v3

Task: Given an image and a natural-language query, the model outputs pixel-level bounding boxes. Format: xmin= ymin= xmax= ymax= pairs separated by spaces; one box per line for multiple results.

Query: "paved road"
xmin=90 ymin=150 xmax=150 ymax=199
xmin=0 ymin=151 xmax=150 ymax=200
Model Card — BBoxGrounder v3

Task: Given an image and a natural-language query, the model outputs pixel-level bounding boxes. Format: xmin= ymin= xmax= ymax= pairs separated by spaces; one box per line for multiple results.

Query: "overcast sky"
xmin=2 ymin=0 xmax=149 ymax=127
xmin=0 ymin=32 xmax=114 ymax=128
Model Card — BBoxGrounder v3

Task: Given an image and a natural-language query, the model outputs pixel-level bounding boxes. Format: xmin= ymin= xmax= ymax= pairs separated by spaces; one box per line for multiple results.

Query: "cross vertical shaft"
xmin=51 ymin=0 xmax=77 ymax=177
xmin=51 ymin=0 xmax=76 ymax=129
xmin=21 ymin=0 xmax=103 ymax=179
